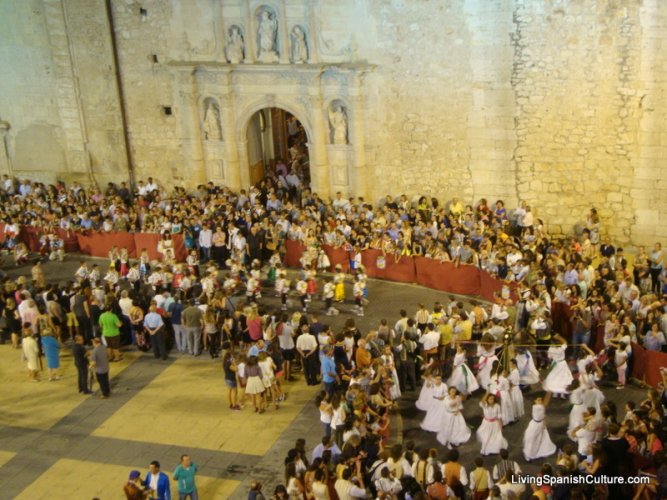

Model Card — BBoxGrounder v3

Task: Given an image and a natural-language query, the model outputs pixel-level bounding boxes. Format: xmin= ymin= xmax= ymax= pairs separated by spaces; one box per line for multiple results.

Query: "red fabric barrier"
xmin=133 ymin=233 xmax=161 ymax=261
xmin=632 ymin=342 xmax=667 ymax=387
xmin=361 ymin=249 xmax=415 ymax=282
xmin=414 ymin=258 xmax=481 ymax=296
xmin=76 ymin=232 xmax=135 ymax=259
xmin=360 ymin=249 xmax=382 ymax=278
xmin=284 ymin=240 xmax=304 ymax=268
xmin=479 ymin=271 xmax=519 ymax=303
xmin=55 ymin=228 xmax=80 ymax=253
xmin=172 ymin=234 xmax=187 ymax=262
xmin=0 ymin=224 xmax=4 ymax=244
xmin=21 ymin=227 xmax=42 ymax=251
xmin=321 ymin=244 xmax=350 ymax=272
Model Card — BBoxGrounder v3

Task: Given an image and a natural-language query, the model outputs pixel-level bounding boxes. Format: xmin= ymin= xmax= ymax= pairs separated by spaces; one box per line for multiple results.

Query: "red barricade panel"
xmin=133 ymin=233 xmax=161 ymax=261
xmin=284 ymin=240 xmax=304 ymax=268
xmin=631 ymin=342 xmax=646 ymax=383
xmin=172 ymin=233 xmax=187 ymax=262
xmin=76 ymin=232 xmax=135 ymax=259
xmin=0 ymin=224 xmax=5 ymax=244
xmin=322 ymin=244 xmax=349 ymax=272
xmin=55 ymin=228 xmax=80 ymax=253
xmin=645 ymin=346 xmax=667 ymax=387
xmin=415 ymin=258 xmax=481 ymax=296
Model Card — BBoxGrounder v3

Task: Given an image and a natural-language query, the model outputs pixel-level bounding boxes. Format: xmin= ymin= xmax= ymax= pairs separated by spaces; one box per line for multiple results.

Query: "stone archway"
xmin=244 ymin=107 xmax=311 ymax=187
xmin=236 ymin=96 xmax=315 ymax=190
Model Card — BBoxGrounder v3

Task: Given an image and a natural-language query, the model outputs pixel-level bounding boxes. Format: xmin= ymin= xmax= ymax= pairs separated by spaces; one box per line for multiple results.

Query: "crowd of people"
xmin=1 ymin=172 xmax=666 ymax=499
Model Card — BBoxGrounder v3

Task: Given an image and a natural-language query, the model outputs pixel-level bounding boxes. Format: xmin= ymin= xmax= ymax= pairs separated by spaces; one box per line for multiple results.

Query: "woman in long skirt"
xmin=436 ymin=387 xmax=470 ymax=448
xmin=447 ymin=343 xmax=479 ymax=396
xmin=568 ymin=379 xmax=587 ymax=432
xmin=416 ymin=373 xmax=436 ymax=412
xmin=508 ymin=359 xmax=525 ymax=421
xmin=580 ymin=363 xmax=605 ymax=412
xmin=497 ymin=369 xmax=516 ymax=425
xmin=476 ymin=341 xmax=498 ymax=390
xmin=523 ymin=397 xmax=557 ymax=461
xmin=420 ymin=376 xmax=448 ymax=432
xmin=516 ymin=348 xmax=540 ymax=387
xmin=543 ymin=336 xmax=573 ymax=400
xmin=380 ymin=345 xmax=402 ymax=401
xmin=477 ymin=393 xmax=508 ymax=456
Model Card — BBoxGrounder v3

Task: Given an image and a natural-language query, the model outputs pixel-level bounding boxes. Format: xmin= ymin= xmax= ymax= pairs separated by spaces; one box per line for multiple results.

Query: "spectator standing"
xmin=173 ymin=454 xmax=198 ymax=500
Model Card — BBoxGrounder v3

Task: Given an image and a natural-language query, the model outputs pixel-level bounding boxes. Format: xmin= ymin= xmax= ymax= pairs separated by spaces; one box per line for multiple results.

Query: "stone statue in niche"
xmin=328 ymin=104 xmax=348 ymax=145
xmin=257 ymin=10 xmax=279 ymax=63
xmin=291 ymin=26 xmax=308 ymax=63
xmin=226 ymin=26 xmax=244 ymax=64
xmin=203 ymin=101 xmax=222 ymax=141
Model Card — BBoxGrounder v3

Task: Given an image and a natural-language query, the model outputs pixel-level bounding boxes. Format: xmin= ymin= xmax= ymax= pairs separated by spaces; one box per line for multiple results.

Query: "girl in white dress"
xmin=523 ymin=397 xmax=557 ymax=461
xmin=497 ymin=368 xmax=515 ymax=425
xmin=508 ymin=359 xmax=525 ymax=420
xmin=436 ymin=387 xmax=471 ymax=448
xmin=580 ymin=363 xmax=605 ymax=412
xmin=420 ymin=376 xmax=448 ymax=432
xmin=416 ymin=373 xmax=436 ymax=411
xmin=515 ymin=348 xmax=540 ymax=386
xmin=447 ymin=344 xmax=480 ymax=396
xmin=476 ymin=340 xmax=499 ymax=390
xmin=477 ymin=393 xmax=508 ymax=455
xmin=543 ymin=336 xmax=573 ymax=399
xmin=380 ymin=345 xmax=402 ymax=401
xmin=568 ymin=380 xmax=587 ymax=432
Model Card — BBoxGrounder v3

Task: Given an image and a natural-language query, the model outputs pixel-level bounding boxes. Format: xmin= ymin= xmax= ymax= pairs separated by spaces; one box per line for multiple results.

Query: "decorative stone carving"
xmin=257 ymin=8 xmax=279 ymax=63
xmin=226 ymin=26 xmax=245 ymax=64
xmin=328 ymin=102 xmax=348 ymax=145
xmin=203 ymin=99 xmax=222 ymax=141
xmin=291 ymin=26 xmax=308 ymax=63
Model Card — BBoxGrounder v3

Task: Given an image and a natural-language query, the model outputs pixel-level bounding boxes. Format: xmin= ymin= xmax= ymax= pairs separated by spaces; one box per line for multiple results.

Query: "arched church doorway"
xmin=245 ymin=107 xmax=310 ymax=190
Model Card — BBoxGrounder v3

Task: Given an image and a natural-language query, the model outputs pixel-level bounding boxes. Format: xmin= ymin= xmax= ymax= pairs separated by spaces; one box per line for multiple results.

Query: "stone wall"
xmin=0 ymin=0 xmax=665 ymax=245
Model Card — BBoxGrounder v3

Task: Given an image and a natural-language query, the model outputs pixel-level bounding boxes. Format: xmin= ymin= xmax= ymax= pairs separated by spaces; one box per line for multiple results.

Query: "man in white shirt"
xmin=296 ymin=325 xmax=319 ymax=386
xmin=418 ymin=324 xmax=440 ymax=361
xmin=198 ymin=223 xmax=213 ymax=262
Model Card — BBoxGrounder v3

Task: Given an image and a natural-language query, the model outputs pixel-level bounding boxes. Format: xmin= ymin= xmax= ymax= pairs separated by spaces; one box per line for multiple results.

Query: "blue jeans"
xmin=573 ymin=330 xmax=590 ymax=357
xmin=179 ymin=491 xmax=198 ymax=500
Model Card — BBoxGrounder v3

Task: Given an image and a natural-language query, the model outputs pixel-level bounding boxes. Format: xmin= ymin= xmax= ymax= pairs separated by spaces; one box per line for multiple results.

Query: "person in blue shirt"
xmin=173 ymin=454 xmax=198 ymax=500
xmin=145 ymin=460 xmax=171 ymax=500
xmin=320 ymin=346 xmax=337 ymax=396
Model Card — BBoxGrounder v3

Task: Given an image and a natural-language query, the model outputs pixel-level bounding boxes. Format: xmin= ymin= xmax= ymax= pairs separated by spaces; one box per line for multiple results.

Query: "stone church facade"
xmin=0 ymin=0 xmax=665 ymax=245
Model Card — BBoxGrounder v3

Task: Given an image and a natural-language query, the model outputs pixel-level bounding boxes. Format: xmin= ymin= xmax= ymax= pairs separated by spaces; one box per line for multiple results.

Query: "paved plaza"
xmin=0 ymin=256 xmax=643 ymax=499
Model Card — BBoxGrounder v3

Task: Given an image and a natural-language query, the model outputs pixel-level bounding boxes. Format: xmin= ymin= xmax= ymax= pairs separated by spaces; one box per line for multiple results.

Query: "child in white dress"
xmin=508 ymin=359 xmax=525 ymax=420
xmin=416 ymin=374 xmax=436 ymax=411
xmin=420 ymin=376 xmax=448 ymax=432
xmin=523 ymin=397 xmax=557 ymax=461
xmin=477 ymin=393 xmax=508 ymax=455
xmin=515 ymin=348 xmax=540 ymax=387
xmin=543 ymin=336 xmax=573 ymax=399
xmin=447 ymin=344 xmax=480 ymax=396
xmin=436 ymin=387 xmax=471 ymax=448
xmin=476 ymin=341 xmax=498 ymax=390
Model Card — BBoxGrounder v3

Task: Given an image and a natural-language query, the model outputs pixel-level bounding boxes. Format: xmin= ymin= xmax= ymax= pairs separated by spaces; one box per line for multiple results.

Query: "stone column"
xmin=308 ymin=94 xmax=330 ymax=198
xmin=221 ymin=73 xmax=241 ymax=190
xmin=242 ymin=2 xmax=255 ymax=64
xmin=349 ymin=75 xmax=368 ymax=200
xmin=278 ymin=0 xmax=289 ymax=64
xmin=237 ymin=138 xmax=251 ymax=188
xmin=0 ymin=121 xmax=12 ymax=176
